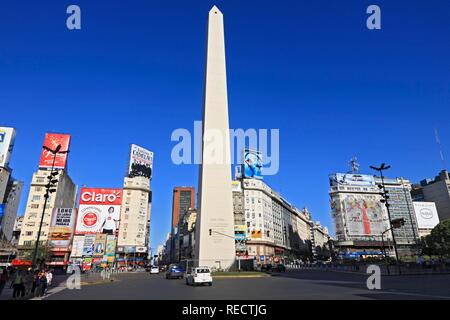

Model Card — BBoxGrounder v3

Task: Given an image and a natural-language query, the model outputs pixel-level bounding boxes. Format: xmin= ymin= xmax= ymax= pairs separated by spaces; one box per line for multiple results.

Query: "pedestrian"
xmin=31 ymin=270 xmax=40 ymax=296
xmin=46 ymin=269 xmax=53 ymax=287
xmin=24 ymin=270 xmax=34 ymax=298
xmin=0 ymin=269 xmax=9 ymax=296
xmin=38 ymin=271 xmax=48 ymax=296
xmin=10 ymin=270 xmax=25 ymax=299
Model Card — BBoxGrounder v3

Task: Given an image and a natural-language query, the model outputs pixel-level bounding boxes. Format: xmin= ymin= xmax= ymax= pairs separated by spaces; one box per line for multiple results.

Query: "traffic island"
xmin=211 ymin=272 xmax=270 ymax=278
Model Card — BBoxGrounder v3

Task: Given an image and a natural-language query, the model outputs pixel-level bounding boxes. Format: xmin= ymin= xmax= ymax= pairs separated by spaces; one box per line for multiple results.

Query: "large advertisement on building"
xmin=93 ymin=234 xmax=107 ymax=257
xmin=128 ymin=144 xmax=153 ymax=179
xmin=243 ymin=149 xmax=263 ymax=179
xmin=413 ymin=202 xmax=440 ymax=229
xmin=342 ymin=194 xmax=385 ymax=236
xmin=48 ymin=208 xmax=76 ymax=249
xmin=82 ymin=234 xmax=96 ymax=256
xmin=75 ymin=188 xmax=122 ymax=235
xmin=330 ymin=173 xmax=375 ymax=187
xmin=70 ymin=235 xmax=85 ymax=258
xmin=0 ymin=127 xmax=16 ymax=168
xmin=0 ymin=204 xmax=4 ymax=232
xmin=39 ymin=133 xmax=71 ymax=169
xmin=330 ymin=196 xmax=345 ymax=240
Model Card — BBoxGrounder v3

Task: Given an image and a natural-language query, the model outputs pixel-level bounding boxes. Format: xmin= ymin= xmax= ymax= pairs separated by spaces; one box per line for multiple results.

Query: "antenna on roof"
xmin=434 ymin=128 xmax=446 ymax=170
xmin=348 ymin=156 xmax=360 ymax=174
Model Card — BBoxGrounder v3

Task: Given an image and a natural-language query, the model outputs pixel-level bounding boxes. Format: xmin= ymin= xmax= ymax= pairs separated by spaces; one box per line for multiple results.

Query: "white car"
xmin=150 ymin=266 xmax=159 ymax=274
xmin=185 ymin=267 xmax=213 ymax=286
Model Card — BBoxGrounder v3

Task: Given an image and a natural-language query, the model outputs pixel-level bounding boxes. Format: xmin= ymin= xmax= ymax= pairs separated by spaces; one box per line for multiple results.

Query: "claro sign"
xmin=80 ymin=189 xmax=122 ymax=205
xmin=75 ymin=188 xmax=123 ymax=235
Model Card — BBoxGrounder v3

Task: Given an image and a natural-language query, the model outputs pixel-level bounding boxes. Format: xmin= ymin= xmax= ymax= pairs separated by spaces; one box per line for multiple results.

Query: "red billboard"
xmin=39 ymin=133 xmax=71 ymax=169
xmin=75 ymin=188 xmax=123 ymax=235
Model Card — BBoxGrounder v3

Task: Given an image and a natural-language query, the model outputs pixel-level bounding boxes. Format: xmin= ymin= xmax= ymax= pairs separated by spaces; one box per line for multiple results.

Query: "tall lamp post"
xmin=370 ymin=163 xmax=401 ymax=275
xmin=32 ymin=144 xmax=69 ymax=270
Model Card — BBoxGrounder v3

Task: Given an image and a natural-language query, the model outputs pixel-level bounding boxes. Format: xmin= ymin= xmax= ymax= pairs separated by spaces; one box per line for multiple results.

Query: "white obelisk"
xmin=194 ymin=6 xmax=236 ymax=270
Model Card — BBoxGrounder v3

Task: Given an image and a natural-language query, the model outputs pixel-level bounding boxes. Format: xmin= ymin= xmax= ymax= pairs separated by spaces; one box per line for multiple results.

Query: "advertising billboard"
xmin=75 ymin=188 xmax=122 ymax=235
xmin=48 ymin=208 xmax=76 ymax=249
xmin=93 ymin=234 xmax=107 ymax=257
xmin=342 ymin=194 xmax=385 ymax=236
xmin=243 ymin=149 xmax=263 ymax=179
xmin=70 ymin=235 xmax=85 ymax=258
xmin=39 ymin=133 xmax=71 ymax=169
xmin=330 ymin=173 xmax=375 ymax=187
xmin=0 ymin=127 xmax=16 ymax=168
xmin=105 ymin=235 xmax=116 ymax=256
xmin=413 ymin=202 xmax=440 ymax=229
xmin=128 ymin=144 xmax=153 ymax=179
xmin=82 ymin=234 xmax=96 ymax=256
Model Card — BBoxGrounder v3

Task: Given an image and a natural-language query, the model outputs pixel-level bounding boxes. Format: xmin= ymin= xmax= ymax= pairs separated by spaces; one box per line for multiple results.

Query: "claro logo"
xmin=81 ymin=190 xmax=121 ymax=203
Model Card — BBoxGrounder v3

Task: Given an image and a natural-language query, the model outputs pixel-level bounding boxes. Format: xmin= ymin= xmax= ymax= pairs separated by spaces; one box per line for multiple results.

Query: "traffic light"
xmin=209 ymin=229 xmax=212 ymax=236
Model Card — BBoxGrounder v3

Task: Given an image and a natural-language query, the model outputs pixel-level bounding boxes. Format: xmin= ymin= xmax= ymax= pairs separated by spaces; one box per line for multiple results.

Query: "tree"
xmin=420 ymin=219 xmax=450 ymax=258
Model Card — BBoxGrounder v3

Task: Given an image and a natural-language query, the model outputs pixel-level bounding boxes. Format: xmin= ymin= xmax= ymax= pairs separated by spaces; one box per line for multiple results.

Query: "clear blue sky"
xmin=1 ymin=1 xmax=449 ymax=250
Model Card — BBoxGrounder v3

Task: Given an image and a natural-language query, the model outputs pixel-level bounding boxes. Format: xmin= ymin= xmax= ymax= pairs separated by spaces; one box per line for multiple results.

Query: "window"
xmin=26 ymin=231 xmax=33 ymax=236
xmin=32 ymin=195 xmax=41 ymax=201
xmin=23 ymin=241 xmax=32 ymax=246
xmin=31 ymin=204 xmax=39 ymax=209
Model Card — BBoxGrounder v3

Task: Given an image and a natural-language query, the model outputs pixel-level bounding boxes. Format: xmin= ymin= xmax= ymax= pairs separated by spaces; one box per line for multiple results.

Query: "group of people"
xmin=0 ymin=268 xmax=53 ymax=299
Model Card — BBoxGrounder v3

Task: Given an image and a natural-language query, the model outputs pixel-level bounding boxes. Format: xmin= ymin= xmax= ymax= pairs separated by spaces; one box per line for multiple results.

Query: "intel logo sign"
xmin=420 ymin=208 xmax=433 ymax=220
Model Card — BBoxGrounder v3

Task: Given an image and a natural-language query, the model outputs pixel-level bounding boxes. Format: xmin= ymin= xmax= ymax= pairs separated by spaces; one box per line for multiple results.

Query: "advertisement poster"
xmin=342 ymin=194 xmax=385 ymax=236
xmin=243 ymin=149 xmax=263 ymax=179
xmin=75 ymin=188 xmax=122 ymax=235
xmin=128 ymin=144 xmax=153 ymax=179
xmin=39 ymin=133 xmax=71 ymax=169
xmin=93 ymin=234 xmax=107 ymax=257
xmin=48 ymin=208 xmax=76 ymax=249
xmin=70 ymin=235 xmax=85 ymax=258
xmin=330 ymin=197 xmax=344 ymax=239
xmin=0 ymin=127 xmax=16 ymax=168
xmin=413 ymin=202 xmax=440 ymax=229
xmin=105 ymin=235 xmax=116 ymax=256
xmin=330 ymin=173 xmax=375 ymax=187
xmin=82 ymin=234 xmax=96 ymax=256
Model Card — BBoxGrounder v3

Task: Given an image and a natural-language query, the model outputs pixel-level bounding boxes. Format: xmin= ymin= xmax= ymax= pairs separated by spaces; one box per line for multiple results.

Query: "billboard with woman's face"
xmin=243 ymin=149 xmax=263 ymax=179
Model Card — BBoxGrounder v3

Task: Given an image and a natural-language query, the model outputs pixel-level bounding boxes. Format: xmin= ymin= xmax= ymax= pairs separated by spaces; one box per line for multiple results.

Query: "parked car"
xmin=150 ymin=266 xmax=159 ymax=274
xmin=165 ymin=264 xmax=185 ymax=279
xmin=185 ymin=267 xmax=213 ymax=286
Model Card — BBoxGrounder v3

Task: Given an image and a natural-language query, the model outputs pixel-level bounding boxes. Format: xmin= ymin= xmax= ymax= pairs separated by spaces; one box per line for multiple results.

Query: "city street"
xmin=33 ymin=269 xmax=450 ymax=300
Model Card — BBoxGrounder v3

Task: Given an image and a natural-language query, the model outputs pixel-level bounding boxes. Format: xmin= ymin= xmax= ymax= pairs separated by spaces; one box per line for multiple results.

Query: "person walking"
xmin=38 ymin=271 xmax=48 ymax=297
xmin=24 ymin=270 xmax=34 ymax=298
xmin=46 ymin=270 xmax=53 ymax=289
xmin=0 ymin=269 xmax=9 ymax=296
xmin=10 ymin=270 xmax=25 ymax=299
xmin=31 ymin=270 xmax=40 ymax=297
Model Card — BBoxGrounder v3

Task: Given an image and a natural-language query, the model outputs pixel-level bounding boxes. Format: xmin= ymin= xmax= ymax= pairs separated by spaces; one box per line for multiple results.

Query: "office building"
xmin=0 ymin=179 xmax=23 ymax=242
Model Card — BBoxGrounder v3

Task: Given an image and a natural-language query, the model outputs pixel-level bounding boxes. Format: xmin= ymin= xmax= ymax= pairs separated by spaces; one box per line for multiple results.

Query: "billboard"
xmin=105 ymin=235 xmax=116 ymax=256
xmin=39 ymin=133 xmax=71 ymax=169
xmin=330 ymin=173 xmax=375 ymax=187
xmin=93 ymin=234 xmax=107 ymax=257
xmin=342 ymin=194 xmax=385 ymax=236
xmin=48 ymin=208 xmax=76 ymax=249
xmin=75 ymin=188 xmax=122 ymax=235
xmin=82 ymin=234 xmax=96 ymax=256
xmin=0 ymin=204 xmax=4 ymax=232
xmin=70 ymin=235 xmax=85 ymax=258
xmin=0 ymin=127 xmax=16 ymax=168
xmin=413 ymin=202 xmax=440 ymax=229
xmin=128 ymin=144 xmax=153 ymax=179
xmin=243 ymin=149 xmax=263 ymax=179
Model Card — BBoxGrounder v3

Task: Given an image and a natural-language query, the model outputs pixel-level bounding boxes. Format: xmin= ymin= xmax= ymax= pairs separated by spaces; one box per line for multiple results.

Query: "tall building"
xmin=171 ymin=187 xmax=195 ymax=230
xmin=0 ymin=180 xmax=23 ymax=242
xmin=18 ymin=133 xmax=76 ymax=257
xmin=18 ymin=169 xmax=76 ymax=249
xmin=11 ymin=216 xmax=23 ymax=246
xmin=329 ymin=173 xmax=391 ymax=257
xmin=117 ymin=144 xmax=153 ymax=264
xmin=375 ymin=177 xmax=419 ymax=256
xmin=238 ymin=178 xmax=313 ymax=263
xmin=411 ymin=170 xmax=450 ymax=221
xmin=195 ymin=6 xmax=236 ymax=270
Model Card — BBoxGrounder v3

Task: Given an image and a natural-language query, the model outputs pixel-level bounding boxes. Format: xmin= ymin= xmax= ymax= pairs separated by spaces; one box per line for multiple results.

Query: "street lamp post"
xmin=32 ymin=144 xmax=69 ymax=271
xmin=370 ymin=163 xmax=401 ymax=275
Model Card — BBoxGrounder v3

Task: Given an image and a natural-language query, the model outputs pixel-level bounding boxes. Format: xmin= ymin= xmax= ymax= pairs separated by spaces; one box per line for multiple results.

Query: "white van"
xmin=185 ymin=267 xmax=213 ymax=286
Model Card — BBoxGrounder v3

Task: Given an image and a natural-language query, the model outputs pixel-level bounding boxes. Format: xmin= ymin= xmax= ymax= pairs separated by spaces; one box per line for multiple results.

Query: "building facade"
xmin=412 ymin=170 xmax=450 ymax=222
xmin=117 ymin=176 xmax=152 ymax=257
xmin=18 ymin=169 xmax=76 ymax=249
xmin=0 ymin=179 xmax=23 ymax=242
